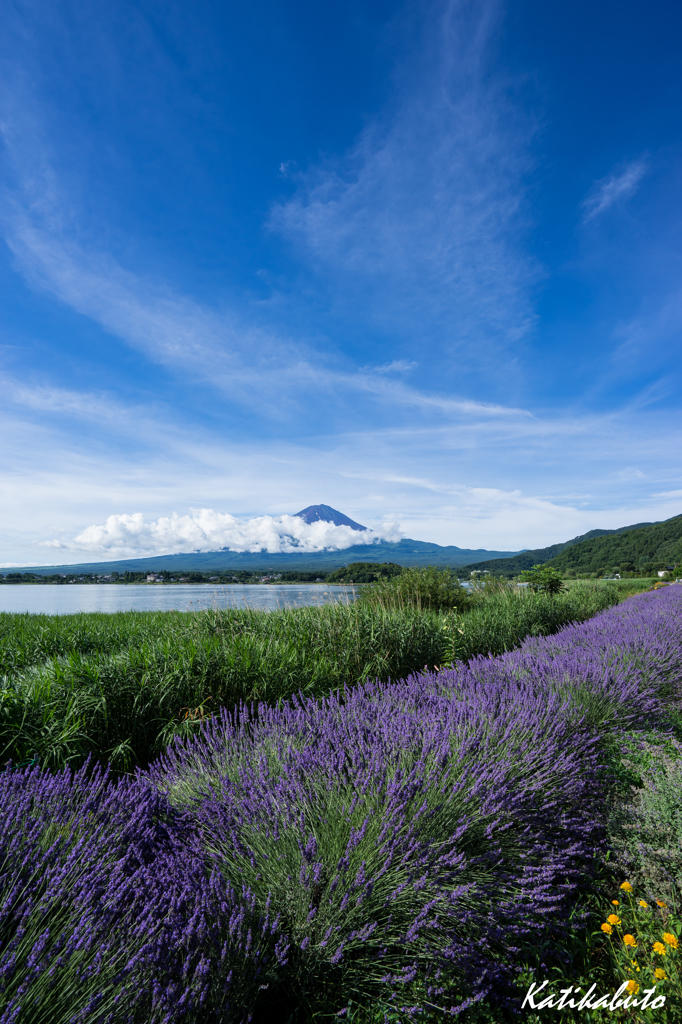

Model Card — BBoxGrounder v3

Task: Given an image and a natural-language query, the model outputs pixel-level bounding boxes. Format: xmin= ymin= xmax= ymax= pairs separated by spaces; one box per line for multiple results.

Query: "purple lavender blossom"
xmin=0 ymin=762 xmax=286 ymax=1024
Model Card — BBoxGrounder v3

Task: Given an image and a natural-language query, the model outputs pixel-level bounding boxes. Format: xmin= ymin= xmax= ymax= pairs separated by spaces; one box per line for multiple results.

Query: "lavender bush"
xmin=0 ymin=761 xmax=287 ymax=1024
xmin=150 ymin=682 xmax=606 ymax=1016
xmin=1 ymin=587 xmax=681 ymax=1021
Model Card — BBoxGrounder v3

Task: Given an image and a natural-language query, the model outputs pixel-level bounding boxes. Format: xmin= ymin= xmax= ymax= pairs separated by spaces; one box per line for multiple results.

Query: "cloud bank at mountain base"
xmin=42 ymin=509 xmax=403 ymax=558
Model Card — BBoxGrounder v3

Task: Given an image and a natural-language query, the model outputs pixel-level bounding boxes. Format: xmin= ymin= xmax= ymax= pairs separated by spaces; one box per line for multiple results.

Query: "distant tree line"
xmin=3 ymin=536 xmax=680 ymax=587
xmin=0 ymin=563 xmax=405 ymax=586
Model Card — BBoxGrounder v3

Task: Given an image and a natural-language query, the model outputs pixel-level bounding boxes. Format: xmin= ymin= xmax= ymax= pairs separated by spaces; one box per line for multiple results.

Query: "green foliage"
xmin=519 ymin=563 xmax=566 ymax=594
xmin=607 ymin=733 xmax=682 ymax=908
xmin=0 ymin=610 xmax=168 ymax=675
xmin=545 ymin=515 xmax=682 ymax=577
xmin=278 ymin=571 xmax=325 ymax=582
xmin=325 ymin=562 xmax=403 ymax=584
xmin=0 ymin=685 xmax=33 ymax=765
xmin=0 ymin=583 xmax=622 ymax=775
xmin=440 ymin=582 xmax=617 ymax=665
xmin=0 ymin=605 xmax=444 ymax=771
xmin=360 ymin=565 xmax=470 ymax=611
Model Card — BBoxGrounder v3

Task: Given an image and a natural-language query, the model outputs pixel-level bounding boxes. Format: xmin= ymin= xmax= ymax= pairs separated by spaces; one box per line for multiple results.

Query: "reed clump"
xmin=1 ymin=582 xmax=619 ymax=772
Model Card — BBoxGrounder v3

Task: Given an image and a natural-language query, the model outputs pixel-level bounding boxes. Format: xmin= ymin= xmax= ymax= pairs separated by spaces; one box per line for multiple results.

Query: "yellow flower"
xmin=601 ymin=922 xmax=613 ymax=934
xmin=654 ymin=968 xmax=667 ymax=981
xmin=639 ymin=900 xmax=649 ymax=908
xmin=612 ymin=900 xmax=620 ymax=906
xmin=656 ymin=900 xmax=667 ymax=908
xmin=608 ymin=914 xmax=621 ymax=925
xmin=623 ymin=934 xmax=637 ymax=947
xmin=653 ymin=942 xmax=667 ymax=955
xmin=620 ymin=882 xmax=633 ymax=892
xmin=625 ymin=980 xmax=639 ymax=994
xmin=663 ymin=933 xmax=679 ymax=949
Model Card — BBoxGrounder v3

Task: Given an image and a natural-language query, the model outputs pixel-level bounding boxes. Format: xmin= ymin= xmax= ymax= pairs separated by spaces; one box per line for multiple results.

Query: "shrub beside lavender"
xmin=440 ymin=581 xmax=621 ymax=664
xmin=609 ymin=738 xmax=682 ymax=908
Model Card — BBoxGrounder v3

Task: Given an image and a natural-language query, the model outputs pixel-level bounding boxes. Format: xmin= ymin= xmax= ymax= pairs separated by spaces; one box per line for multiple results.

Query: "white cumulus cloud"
xmin=42 ymin=509 xmax=403 ymax=558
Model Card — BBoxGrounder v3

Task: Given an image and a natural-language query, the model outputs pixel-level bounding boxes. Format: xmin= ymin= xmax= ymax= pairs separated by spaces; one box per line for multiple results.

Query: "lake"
xmin=0 ymin=584 xmax=359 ymax=615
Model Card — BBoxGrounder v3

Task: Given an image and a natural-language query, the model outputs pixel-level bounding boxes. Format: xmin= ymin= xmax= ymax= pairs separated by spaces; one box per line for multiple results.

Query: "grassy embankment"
xmin=1 ymin=580 xmax=625 ymax=772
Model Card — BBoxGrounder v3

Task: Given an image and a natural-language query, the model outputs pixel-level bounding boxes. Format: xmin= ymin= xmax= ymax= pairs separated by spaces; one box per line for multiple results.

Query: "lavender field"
xmin=1 ymin=587 xmax=681 ymax=1022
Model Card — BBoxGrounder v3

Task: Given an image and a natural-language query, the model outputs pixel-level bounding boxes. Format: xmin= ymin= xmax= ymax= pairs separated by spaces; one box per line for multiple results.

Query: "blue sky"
xmin=1 ymin=0 xmax=681 ymax=564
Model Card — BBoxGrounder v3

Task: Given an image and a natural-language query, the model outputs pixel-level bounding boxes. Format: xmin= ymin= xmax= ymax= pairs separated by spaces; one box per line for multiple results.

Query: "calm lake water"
xmin=0 ymin=584 xmax=359 ymax=616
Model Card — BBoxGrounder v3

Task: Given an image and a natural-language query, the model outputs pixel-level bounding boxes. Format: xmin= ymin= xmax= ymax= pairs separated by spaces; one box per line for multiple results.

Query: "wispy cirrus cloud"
xmin=582 ymin=159 xmax=648 ymax=221
xmin=2 ymin=196 xmax=537 ymax=424
xmin=611 ymin=286 xmax=682 ymax=373
xmin=0 ymin=0 xmax=539 ymax=418
xmin=368 ymin=360 xmax=418 ymax=374
xmin=3 ymin=215 xmax=274 ymax=389
xmin=271 ymin=0 xmax=538 ymax=365
xmin=1 ymin=374 xmax=152 ymax=427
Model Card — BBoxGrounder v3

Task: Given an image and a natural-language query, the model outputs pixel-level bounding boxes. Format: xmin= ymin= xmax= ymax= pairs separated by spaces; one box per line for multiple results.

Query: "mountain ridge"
xmin=457 ymin=517 xmax=682 ymax=577
xmin=0 ymin=537 xmax=524 ymax=576
xmin=542 ymin=515 xmax=682 ymax=574
xmin=5 ymin=506 xmax=679 ymax=578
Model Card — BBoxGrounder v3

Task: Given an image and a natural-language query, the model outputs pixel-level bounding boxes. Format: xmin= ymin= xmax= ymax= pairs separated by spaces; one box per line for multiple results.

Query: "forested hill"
xmin=457 ymin=519 xmax=661 ymax=578
xmin=543 ymin=514 xmax=682 ymax=574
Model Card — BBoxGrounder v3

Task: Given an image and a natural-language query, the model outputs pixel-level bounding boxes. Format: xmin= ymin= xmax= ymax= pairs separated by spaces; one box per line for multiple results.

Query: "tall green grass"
xmin=0 ymin=583 xmax=620 ymax=773
xmin=1 ymin=605 xmax=443 ymax=771
xmin=441 ymin=582 xmax=621 ymax=662
xmin=0 ymin=610 xmax=175 ymax=674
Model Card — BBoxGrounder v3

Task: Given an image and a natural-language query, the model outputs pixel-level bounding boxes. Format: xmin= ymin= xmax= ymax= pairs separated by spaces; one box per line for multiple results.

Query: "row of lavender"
xmin=2 ymin=588 xmax=681 ymax=1023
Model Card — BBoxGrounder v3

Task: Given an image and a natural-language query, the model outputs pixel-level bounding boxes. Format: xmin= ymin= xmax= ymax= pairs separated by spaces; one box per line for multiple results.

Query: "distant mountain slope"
xmin=295 ymin=504 xmax=367 ymax=530
xmin=543 ymin=514 xmax=682 ymax=574
xmin=1 ymin=538 xmax=523 ymax=576
xmin=457 ymin=520 xmax=661 ymax=578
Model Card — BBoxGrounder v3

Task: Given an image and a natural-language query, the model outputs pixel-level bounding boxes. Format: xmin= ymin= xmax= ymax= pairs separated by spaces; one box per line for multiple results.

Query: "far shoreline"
xmin=0 ymin=580 xmax=352 ymax=586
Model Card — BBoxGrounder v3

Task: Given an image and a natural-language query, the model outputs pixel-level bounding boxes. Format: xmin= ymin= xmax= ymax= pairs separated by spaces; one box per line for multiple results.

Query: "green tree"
xmin=326 ymin=562 xmax=403 ymax=584
xmin=518 ymin=564 xmax=566 ymax=595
